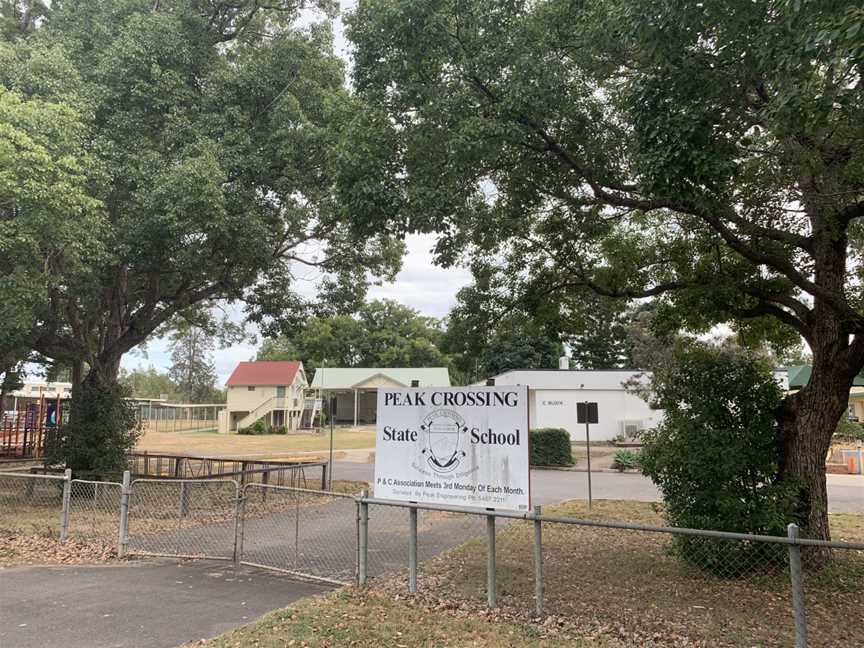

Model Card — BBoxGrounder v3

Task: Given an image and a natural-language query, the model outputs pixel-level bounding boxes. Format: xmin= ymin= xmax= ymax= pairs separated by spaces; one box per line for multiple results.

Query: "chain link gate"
xmin=126 ymin=478 xmax=240 ymax=560
xmin=236 ymin=483 xmax=359 ymax=585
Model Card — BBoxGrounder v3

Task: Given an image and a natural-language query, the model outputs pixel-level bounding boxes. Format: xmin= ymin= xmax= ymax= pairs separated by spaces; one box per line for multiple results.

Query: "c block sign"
xmin=374 ymin=386 xmax=530 ymax=511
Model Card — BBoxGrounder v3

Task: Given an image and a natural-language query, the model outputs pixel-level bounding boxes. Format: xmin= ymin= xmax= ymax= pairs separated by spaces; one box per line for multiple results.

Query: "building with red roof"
xmin=223 ymin=361 xmax=308 ymax=432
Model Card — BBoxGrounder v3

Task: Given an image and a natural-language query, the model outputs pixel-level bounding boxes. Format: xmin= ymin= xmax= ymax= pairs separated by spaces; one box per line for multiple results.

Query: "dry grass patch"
xmin=136 ymin=427 xmax=376 ymax=458
xmin=407 ymin=500 xmax=863 ymax=648
xmin=189 ymin=588 xmax=628 ymax=648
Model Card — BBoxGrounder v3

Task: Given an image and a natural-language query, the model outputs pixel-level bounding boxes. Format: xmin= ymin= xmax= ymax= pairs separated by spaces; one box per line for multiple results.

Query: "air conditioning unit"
xmin=619 ymin=420 xmax=643 ymax=440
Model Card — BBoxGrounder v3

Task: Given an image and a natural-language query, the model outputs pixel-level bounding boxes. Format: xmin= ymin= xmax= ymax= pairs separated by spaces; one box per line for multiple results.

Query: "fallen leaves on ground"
xmin=0 ymin=530 xmax=117 ymax=566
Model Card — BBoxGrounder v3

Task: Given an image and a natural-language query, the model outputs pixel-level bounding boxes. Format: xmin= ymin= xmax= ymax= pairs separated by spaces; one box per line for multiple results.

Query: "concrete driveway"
xmin=0 ymin=561 xmax=328 ymax=648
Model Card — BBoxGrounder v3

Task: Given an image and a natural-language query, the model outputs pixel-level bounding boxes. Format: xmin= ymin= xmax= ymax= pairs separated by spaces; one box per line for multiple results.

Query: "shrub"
xmin=271 ymin=425 xmax=288 ymax=435
xmin=611 ymin=449 xmax=640 ymax=471
xmin=530 ymin=428 xmax=573 ymax=466
xmin=639 ymin=340 xmax=800 ymax=574
xmin=834 ymin=418 xmax=864 ymax=442
xmin=239 ymin=419 xmax=268 ymax=435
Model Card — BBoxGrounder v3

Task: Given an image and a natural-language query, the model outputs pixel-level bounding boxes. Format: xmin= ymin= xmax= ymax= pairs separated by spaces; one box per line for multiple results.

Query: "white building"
xmin=8 ymin=381 xmax=73 ymax=402
xmin=311 ymin=367 xmax=451 ymax=426
xmin=477 ymin=367 xmax=662 ymax=441
xmin=222 ymin=361 xmax=308 ymax=432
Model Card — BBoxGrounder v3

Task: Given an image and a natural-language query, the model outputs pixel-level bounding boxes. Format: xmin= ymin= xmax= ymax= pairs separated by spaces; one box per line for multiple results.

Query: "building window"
xmin=248 ymin=386 xmax=255 ymax=391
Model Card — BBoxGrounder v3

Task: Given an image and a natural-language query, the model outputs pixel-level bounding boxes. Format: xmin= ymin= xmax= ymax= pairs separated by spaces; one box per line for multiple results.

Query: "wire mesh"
xmin=800 ymin=543 xmax=864 ymax=648
xmin=365 ymin=504 xmax=489 ymax=581
xmin=0 ymin=472 xmax=65 ymax=536
xmin=68 ymin=479 xmax=122 ymax=546
xmin=240 ymin=484 xmax=358 ymax=584
xmin=127 ymin=479 xmax=238 ymax=559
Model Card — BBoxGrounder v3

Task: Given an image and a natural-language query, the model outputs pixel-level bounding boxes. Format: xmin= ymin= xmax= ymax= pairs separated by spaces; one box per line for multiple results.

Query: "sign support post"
xmin=585 ymin=416 xmax=592 ymax=510
xmin=577 ymin=401 xmax=599 ymax=511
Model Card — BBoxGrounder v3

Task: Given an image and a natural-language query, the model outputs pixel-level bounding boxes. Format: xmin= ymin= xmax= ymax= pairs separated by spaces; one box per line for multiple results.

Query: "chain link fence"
xmin=0 ymin=472 xmax=65 ymax=537
xmin=67 ymin=479 xmax=123 ymax=546
xmin=1 ymin=469 xmax=861 ymax=646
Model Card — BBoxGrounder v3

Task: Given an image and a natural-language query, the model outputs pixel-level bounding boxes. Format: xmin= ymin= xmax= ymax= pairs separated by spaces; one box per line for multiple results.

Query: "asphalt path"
xmin=329 ymin=460 xmax=864 ymax=512
xmin=0 ymin=561 xmax=328 ymax=648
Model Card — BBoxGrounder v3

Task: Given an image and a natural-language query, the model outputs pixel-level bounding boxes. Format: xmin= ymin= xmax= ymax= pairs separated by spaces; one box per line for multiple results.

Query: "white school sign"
xmin=374 ymin=386 xmax=530 ymax=511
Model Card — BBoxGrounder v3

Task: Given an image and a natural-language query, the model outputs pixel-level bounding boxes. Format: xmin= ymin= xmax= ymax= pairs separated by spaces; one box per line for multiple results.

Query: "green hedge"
xmin=530 ymin=428 xmax=573 ymax=466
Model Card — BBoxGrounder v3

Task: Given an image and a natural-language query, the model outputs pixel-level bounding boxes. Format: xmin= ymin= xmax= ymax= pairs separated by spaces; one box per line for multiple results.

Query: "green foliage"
xmin=168 ymin=326 xmax=218 ymax=403
xmin=345 ymin=0 xmax=864 ymax=542
xmin=119 ymin=366 xmax=178 ymax=400
xmin=529 ymin=428 xmax=573 ymax=467
xmin=442 ymin=278 xmax=563 ymax=382
xmin=611 ymin=450 xmax=640 ymax=472
xmin=639 ymin=341 xmax=799 ymax=572
xmin=834 ymin=419 xmax=864 ymax=442
xmin=45 ymin=379 xmax=141 ymax=476
xmin=2 ymin=1 xmax=404 ymax=469
xmin=481 ymin=330 xmax=561 ymax=377
xmin=239 ymin=419 xmax=268 ymax=436
xmin=239 ymin=420 xmax=288 ymax=435
xmin=0 ymin=84 xmax=103 ymax=372
xmin=259 ymin=299 xmax=449 ymax=374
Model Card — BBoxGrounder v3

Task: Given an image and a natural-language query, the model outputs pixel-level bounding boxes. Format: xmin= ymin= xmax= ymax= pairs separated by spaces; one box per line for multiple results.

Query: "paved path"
xmin=329 ymin=461 xmax=863 ymax=512
xmin=0 ymin=561 xmax=328 ymax=648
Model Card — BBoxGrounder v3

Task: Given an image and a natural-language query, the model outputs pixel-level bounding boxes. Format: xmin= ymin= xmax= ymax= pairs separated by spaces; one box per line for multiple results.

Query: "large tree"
xmin=168 ymin=326 xmax=218 ymax=403
xmin=2 ymin=0 xmax=399 ymax=471
xmin=119 ymin=366 xmax=178 ymax=401
xmin=346 ymin=0 xmax=864 ymax=545
xmin=259 ymin=298 xmax=449 ymax=373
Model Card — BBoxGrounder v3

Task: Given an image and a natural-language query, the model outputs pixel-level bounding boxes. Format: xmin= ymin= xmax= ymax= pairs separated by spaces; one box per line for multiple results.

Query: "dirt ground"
xmin=135 ymin=426 xmax=377 ymax=459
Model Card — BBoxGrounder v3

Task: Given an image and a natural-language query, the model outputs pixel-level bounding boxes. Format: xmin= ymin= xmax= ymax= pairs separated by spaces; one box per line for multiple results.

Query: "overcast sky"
xmin=121 ymin=234 xmax=472 ymax=384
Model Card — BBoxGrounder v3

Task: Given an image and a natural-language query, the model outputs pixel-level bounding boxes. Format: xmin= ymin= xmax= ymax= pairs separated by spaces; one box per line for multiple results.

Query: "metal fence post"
xmin=233 ymin=485 xmax=246 ymax=565
xmin=486 ymin=513 xmax=497 ymax=608
xmin=533 ymin=505 xmax=544 ymax=616
xmin=118 ymin=470 xmax=131 ymax=558
xmin=408 ymin=505 xmax=418 ymax=593
xmin=787 ymin=523 xmax=809 ymax=648
xmin=358 ymin=489 xmax=368 ymax=586
xmin=355 ymin=498 xmax=361 ymax=585
xmin=60 ymin=468 xmax=72 ymax=541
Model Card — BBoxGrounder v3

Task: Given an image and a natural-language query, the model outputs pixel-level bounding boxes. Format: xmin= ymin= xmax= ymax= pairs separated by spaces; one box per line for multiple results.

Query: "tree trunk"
xmin=777 ymin=353 xmax=852 ymax=564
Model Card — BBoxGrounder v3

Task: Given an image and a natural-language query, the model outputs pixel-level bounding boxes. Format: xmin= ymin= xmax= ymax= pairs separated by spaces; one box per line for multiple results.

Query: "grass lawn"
xmin=413 ymin=500 xmax=864 ymax=648
xmin=190 ymin=500 xmax=862 ymax=648
xmin=136 ymin=426 xmax=377 ymax=459
xmin=190 ymin=589 xmax=625 ymax=648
